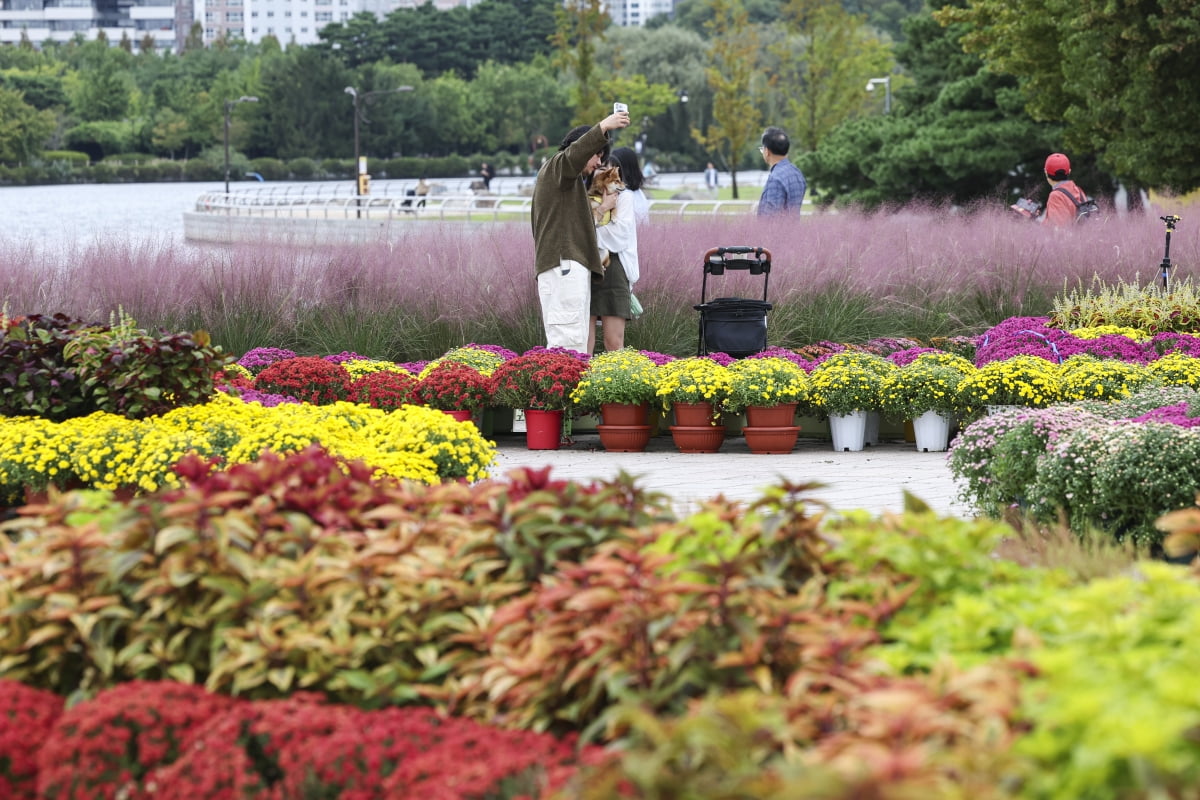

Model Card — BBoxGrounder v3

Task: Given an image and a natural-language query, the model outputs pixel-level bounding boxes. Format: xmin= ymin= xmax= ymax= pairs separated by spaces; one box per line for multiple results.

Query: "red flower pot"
xmin=442 ymin=409 xmax=474 ymax=423
xmin=524 ymin=409 xmax=564 ymax=450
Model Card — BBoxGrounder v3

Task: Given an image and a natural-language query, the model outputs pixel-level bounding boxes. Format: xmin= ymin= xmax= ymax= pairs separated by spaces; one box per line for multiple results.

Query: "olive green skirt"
xmin=590 ymin=252 xmax=632 ymax=319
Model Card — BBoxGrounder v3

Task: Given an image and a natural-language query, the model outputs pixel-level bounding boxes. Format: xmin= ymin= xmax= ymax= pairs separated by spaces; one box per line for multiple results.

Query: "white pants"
xmin=537 ymin=259 xmax=591 ymax=354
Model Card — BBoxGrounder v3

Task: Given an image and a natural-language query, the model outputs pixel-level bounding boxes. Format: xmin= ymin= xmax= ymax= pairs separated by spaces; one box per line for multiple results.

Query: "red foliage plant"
xmin=415 ymin=361 xmax=492 ymax=412
xmin=348 ymin=370 xmax=418 ymax=410
xmin=0 ymin=681 xmax=63 ymax=800
xmin=253 ymin=356 xmax=352 ymax=405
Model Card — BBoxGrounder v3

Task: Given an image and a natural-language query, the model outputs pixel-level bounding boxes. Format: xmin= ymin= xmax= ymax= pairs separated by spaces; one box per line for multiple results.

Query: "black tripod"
xmin=1160 ymin=215 xmax=1181 ymax=290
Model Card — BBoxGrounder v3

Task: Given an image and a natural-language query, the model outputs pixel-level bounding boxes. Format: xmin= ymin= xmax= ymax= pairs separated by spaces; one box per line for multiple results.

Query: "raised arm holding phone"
xmin=530 ymin=106 xmax=631 ymax=353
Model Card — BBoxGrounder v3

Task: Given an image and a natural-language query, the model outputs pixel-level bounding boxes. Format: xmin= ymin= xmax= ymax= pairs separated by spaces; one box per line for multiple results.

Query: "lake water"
xmin=0 ymin=171 xmax=747 ymax=248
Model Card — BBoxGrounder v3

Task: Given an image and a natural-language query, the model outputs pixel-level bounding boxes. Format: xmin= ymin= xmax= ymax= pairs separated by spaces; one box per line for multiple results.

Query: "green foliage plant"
xmin=570 ymin=348 xmax=660 ymax=413
xmin=721 ymin=356 xmax=808 ymax=415
xmin=0 ymin=449 xmax=670 ymax=707
xmin=1049 ymin=277 xmax=1200 ymax=334
xmin=62 ymin=313 xmax=229 ymax=419
xmin=0 ymin=313 xmax=94 ymax=422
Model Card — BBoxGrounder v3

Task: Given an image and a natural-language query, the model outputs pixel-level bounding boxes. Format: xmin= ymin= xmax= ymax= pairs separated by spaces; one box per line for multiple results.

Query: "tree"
xmin=469 ymin=58 xmax=570 ymax=153
xmin=0 ymin=87 xmax=55 ymax=163
xmin=65 ymin=37 xmax=134 ymax=122
xmin=693 ymin=0 xmax=764 ymax=198
xmin=937 ymin=0 xmax=1200 ymax=193
xmin=552 ymin=0 xmax=611 ymax=124
xmin=250 ymin=47 xmax=353 ymax=159
xmin=774 ymin=0 xmax=894 ymax=153
xmin=594 ymin=25 xmax=710 ymax=160
xmin=0 ymin=71 xmax=68 ymax=110
xmin=798 ymin=5 xmax=1064 ymax=209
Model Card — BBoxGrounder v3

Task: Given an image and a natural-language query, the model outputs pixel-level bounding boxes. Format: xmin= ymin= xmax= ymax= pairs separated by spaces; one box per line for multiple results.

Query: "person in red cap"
xmin=1041 ymin=153 xmax=1089 ymax=227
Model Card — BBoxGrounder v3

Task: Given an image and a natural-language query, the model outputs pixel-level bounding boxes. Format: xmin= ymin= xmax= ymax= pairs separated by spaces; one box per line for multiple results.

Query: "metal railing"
xmin=192 ymin=190 xmax=760 ymax=222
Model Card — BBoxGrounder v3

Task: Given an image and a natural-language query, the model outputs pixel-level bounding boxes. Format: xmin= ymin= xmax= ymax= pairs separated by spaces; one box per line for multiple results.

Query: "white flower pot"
xmin=912 ymin=410 xmax=952 ymax=452
xmin=864 ymin=410 xmax=881 ymax=446
xmin=829 ymin=411 xmax=867 ymax=452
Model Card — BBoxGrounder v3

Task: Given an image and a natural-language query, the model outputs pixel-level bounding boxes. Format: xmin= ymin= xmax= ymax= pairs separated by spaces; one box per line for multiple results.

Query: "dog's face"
xmin=589 ymin=165 xmax=624 ymax=197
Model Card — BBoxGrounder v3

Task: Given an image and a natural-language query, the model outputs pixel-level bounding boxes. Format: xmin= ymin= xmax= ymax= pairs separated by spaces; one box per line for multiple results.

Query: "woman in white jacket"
xmin=589 ymin=146 xmax=648 ymax=353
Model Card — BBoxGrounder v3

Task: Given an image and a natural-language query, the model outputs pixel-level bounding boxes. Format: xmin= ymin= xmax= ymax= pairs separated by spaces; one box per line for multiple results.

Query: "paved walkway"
xmin=490 ymin=430 xmax=972 ymax=519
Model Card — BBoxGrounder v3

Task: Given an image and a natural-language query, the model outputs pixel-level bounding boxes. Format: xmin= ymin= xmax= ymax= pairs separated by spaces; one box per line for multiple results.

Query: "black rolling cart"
xmin=695 ymin=246 xmax=773 ymax=357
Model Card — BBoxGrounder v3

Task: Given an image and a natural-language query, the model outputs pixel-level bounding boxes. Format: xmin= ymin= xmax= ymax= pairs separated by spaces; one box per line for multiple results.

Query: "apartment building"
xmin=0 ymin=0 xmax=178 ymax=50
xmin=605 ymin=0 xmax=672 ymax=28
xmin=0 ymin=0 xmax=672 ymax=53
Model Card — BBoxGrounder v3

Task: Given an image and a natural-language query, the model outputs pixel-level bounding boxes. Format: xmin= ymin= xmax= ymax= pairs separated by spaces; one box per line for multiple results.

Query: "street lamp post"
xmin=224 ymin=95 xmax=258 ymax=194
xmin=865 ymin=77 xmax=891 ymax=114
xmin=344 ymin=85 xmax=413 ymax=214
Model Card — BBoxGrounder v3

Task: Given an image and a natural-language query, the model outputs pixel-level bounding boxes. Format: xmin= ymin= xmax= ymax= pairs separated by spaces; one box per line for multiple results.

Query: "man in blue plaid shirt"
xmin=756 ymin=126 xmax=807 ymax=217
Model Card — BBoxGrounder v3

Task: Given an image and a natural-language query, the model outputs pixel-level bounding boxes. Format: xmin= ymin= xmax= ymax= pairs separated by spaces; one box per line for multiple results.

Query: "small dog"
xmin=588 ymin=165 xmax=624 ymax=268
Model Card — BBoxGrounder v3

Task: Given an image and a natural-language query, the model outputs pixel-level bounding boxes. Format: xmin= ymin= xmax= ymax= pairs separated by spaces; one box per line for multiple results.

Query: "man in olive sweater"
xmin=531 ymin=108 xmax=631 ymax=353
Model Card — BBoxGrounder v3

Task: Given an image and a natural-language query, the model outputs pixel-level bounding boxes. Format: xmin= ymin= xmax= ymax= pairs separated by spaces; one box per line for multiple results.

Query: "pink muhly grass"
xmin=2 ymin=200 xmax=1194 ymax=354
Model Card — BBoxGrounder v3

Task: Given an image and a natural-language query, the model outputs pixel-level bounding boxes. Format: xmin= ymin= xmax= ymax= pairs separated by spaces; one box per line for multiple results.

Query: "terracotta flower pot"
xmin=743 ymin=425 xmax=800 ymax=454
xmin=671 ymin=401 xmax=720 ymax=427
xmin=596 ymin=424 xmax=653 ymax=452
xmin=669 ymin=424 xmax=725 ymax=453
xmin=600 ymin=402 xmax=649 ymax=427
xmin=744 ymin=403 xmax=798 ymax=428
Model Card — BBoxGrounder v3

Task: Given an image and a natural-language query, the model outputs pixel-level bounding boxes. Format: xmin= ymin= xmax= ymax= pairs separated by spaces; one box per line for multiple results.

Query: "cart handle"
xmin=703 ymin=246 xmax=772 ymax=276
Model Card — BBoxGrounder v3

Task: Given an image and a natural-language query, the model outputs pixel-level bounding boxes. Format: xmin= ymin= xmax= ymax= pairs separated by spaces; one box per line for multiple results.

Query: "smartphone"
xmin=613 ymin=102 xmax=628 ymax=114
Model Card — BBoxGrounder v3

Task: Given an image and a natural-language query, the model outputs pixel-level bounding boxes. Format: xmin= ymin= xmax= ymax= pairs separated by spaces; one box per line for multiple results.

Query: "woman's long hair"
xmin=608 ymin=147 xmax=644 ymax=192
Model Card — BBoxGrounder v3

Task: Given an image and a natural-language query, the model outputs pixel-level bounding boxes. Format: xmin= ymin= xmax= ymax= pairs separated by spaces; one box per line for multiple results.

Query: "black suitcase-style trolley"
xmin=695 ymin=246 xmax=773 ymax=357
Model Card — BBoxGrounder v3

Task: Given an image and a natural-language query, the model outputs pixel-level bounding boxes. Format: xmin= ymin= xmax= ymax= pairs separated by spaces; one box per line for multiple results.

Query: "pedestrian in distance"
xmin=589 ymin=146 xmax=647 ymax=354
xmin=480 ymin=162 xmax=494 ymax=191
xmin=756 ymin=126 xmax=807 ymax=217
xmin=530 ymin=107 xmax=632 ymax=354
xmin=1040 ymin=153 xmax=1092 ymax=227
xmin=704 ymin=161 xmax=719 ymax=192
